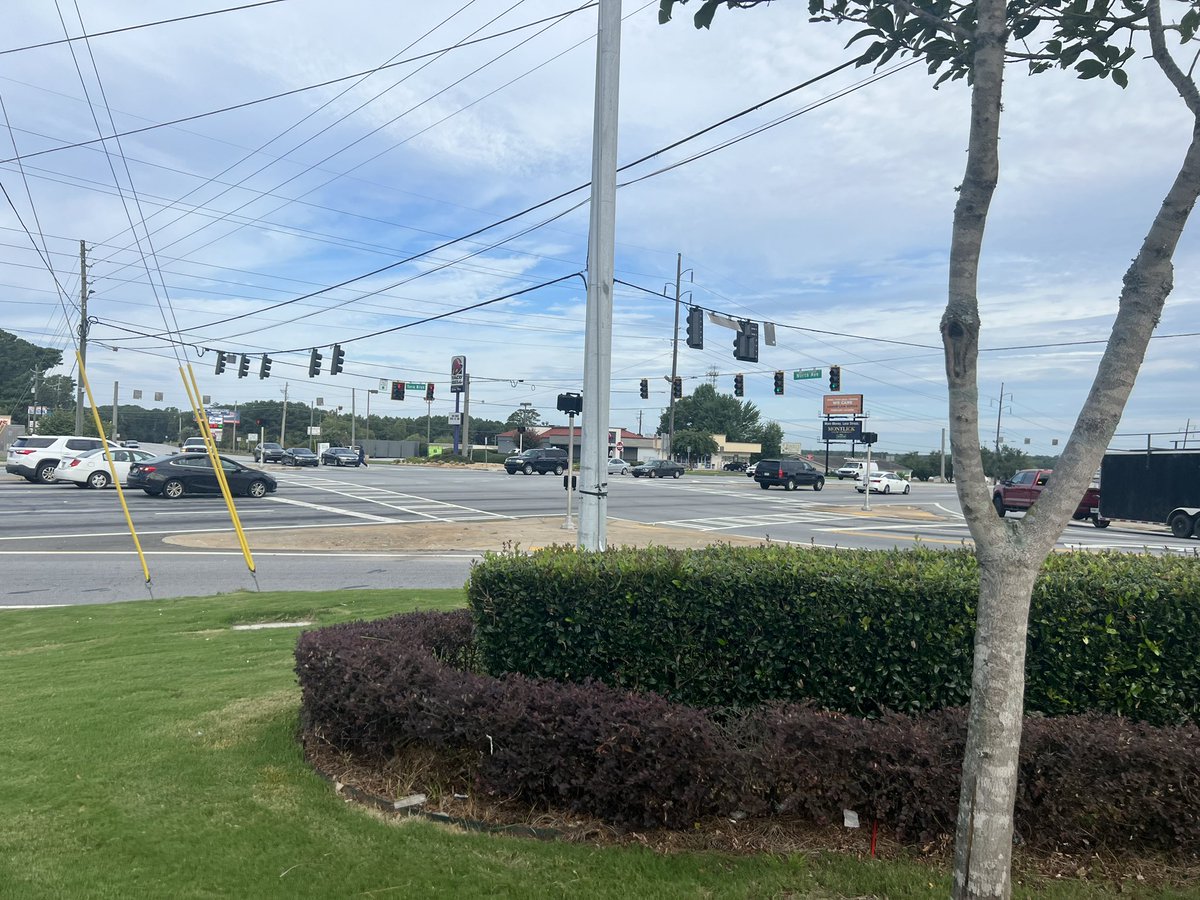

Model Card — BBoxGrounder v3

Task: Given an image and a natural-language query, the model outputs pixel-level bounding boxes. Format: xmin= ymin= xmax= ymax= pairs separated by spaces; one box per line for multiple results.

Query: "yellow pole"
xmin=180 ymin=364 xmax=256 ymax=574
xmin=77 ymin=351 xmax=151 ymax=585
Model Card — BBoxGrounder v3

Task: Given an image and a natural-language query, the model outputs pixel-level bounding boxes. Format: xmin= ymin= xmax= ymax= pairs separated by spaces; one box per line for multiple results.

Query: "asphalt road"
xmin=2 ymin=456 xmax=1191 ymax=607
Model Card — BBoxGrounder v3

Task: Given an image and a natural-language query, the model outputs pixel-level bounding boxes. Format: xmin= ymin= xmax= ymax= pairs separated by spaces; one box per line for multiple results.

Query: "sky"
xmin=2 ymin=0 xmax=1198 ymax=456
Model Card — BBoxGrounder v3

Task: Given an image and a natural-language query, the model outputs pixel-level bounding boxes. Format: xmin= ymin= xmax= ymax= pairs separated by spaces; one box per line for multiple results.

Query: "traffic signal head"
xmin=214 ymin=353 xmax=227 ymax=375
xmin=237 ymin=354 xmax=250 ymax=378
xmin=733 ymin=320 xmax=759 ymax=363
xmin=330 ymin=343 xmax=345 ymax=376
xmin=829 ymin=365 xmax=841 ymax=391
xmin=773 ymin=371 xmax=784 ymax=395
xmin=734 ymin=373 xmax=744 ymax=397
xmin=639 ymin=378 xmax=648 ymax=399
xmin=685 ymin=306 xmax=704 ymax=349
xmin=259 ymin=355 xmax=272 ymax=378
xmin=308 ymin=348 xmax=322 ymax=378
xmin=391 ymin=380 xmax=405 ymax=401
xmin=672 ymin=376 xmax=682 ymax=399
xmin=425 ymin=382 xmax=434 ymax=402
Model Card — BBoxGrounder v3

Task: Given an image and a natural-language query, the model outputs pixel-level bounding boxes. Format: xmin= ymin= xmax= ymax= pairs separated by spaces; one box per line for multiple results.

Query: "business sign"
xmin=450 ymin=355 xmax=466 ymax=393
xmin=793 ymin=367 xmax=821 ymax=380
xmin=307 ymin=426 xmax=322 ymax=436
xmin=822 ymin=393 xmax=864 ymax=415
xmin=822 ymin=420 xmax=863 ymax=441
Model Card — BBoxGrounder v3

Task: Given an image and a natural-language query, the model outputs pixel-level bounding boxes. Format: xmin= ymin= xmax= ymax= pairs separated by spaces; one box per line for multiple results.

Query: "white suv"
xmin=5 ymin=435 xmax=122 ymax=484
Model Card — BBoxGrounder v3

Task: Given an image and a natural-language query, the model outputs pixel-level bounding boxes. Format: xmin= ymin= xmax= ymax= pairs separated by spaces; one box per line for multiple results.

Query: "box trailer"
xmin=1098 ymin=449 xmax=1200 ymax=538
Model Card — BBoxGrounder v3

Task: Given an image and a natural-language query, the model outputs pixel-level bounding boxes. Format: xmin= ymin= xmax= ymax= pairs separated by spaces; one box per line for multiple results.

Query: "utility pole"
xmin=940 ymin=427 xmax=947 ymax=482
xmin=75 ymin=240 xmax=88 ymax=435
xmin=577 ymin=0 xmax=622 ymax=553
xmin=665 ymin=252 xmax=682 ymax=460
xmin=351 ymin=388 xmax=357 ymax=448
xmin=462 ymin=375 xmax=471 ymax=457
xmin=112 ymin=381 xmax=119 ymax=441
xmin=279 ymin=382 xmax=289 ymax=444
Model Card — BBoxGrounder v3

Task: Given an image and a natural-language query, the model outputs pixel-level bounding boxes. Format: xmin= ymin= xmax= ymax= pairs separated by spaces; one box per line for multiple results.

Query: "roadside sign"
xmin=450 ymin=355 xmax=466 ymax=393
xmin=822 ymin=420 xmax=863 ymax=441
xmin=448 ymin=412 xmax=462 ymax=425
xmin=793 ymin=367 xmax=821 ymax=380
xmin=307 ymin=426 xmax=321 ymax=436
xmin=823 ymin=394 xmax=864 ymax=415
xmin=406 ymin=381 xmax=428 ymax=391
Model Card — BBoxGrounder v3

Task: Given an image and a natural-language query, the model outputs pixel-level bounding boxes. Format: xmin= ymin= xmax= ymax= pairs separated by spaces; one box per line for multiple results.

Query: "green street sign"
xmin=406 ymin=381 xmax=428 ymax=391
xmin=793 ymin=367 xmax=822 ymax=380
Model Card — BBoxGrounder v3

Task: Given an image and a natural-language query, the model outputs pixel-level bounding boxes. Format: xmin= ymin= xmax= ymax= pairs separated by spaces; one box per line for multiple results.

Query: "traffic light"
xmin=773 ymin=371 xmax=784 ymax=395
xmin=214 ymin=353 xmax=226 ymax=375
xmin=237 ymin=353 xmax=250 ymax=378
xmin=733 ymin=320 xmax=759 ymax=362
xmin=685 ymin=306 xmax=704 ymax=349
xmin=308 ymin=348 xmax=322 ymax=378
xmin=829 ymin=365 xmax=841 ymax=391
xmin=330 ymin=343 xmax=345 ymax=376
xmin=639 ymin=378 xmax=648 ymax=399
xmin=391 ymin=380 xmax=405 ymax=401
xmin=259 ymin=355 xmax=272 ymax=379
xmin=425 ymin=382 xmax=434 ymax=402
xmin=672 ymin=376 xmax=682 ymax=399
xmin=734 ymin=373 xmax=744 ymax=397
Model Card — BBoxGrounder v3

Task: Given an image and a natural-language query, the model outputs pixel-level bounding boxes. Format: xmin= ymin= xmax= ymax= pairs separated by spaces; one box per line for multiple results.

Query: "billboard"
xmin=822 ymin=394 xmax=864 ymax=415
xmin=822 ymin=420 xmax=862 ymax=441
xmin=450 ymin=355 xmax=466 ymax=393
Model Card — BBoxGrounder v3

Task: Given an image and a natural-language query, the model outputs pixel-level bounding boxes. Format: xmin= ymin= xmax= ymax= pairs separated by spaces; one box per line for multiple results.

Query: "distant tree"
xmin=670 ymin=429 xmax=718 ymax=461
xmin=0 ymin=329 xmax=65 ymax=421
xmin=658 ymin=383 xmax=760 ymax=440
xmin=753 ymin=421 xmax=783 ymax=458
xmin=507 ymin=407 xmax=542 ymax=428
xmin=980 ymin=445 xmax=1030 ymax=481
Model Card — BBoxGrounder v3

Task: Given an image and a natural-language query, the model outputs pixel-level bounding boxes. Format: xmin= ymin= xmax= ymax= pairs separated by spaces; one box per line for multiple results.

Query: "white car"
xmin=855 ymin=471 xmax=911 ymax=495
xmin=745 ymin=462 xmax=758 ymax=477
xmin=607 ymin=457 xmax=629 ymax=475
xmin=54 ymin=447 xmax=157 ymax=489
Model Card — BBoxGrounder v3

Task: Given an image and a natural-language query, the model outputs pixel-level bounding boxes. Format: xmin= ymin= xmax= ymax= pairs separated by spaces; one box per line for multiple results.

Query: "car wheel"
xmin=993 ymin=495 xmax=1006 ymax=518
xmin=523 ymin=464 xmax=534 ymax=475
xmin=784 ymin=478 xmax=796 ymax=491
xmin=35 ymin=462 xmax=58 ymax=483
xmin=883 ymin=485 xmax=891 ymax=494
xmin=758 ymin=481 xmax=770 ymax=490
xmin=163 ymin=479 xmax=185 ymax=499
xmin=87 ymin=471 xmax=110 ymax=489
xmin=813 ymin=478 xmax=824 ymax=492
xmin=1169 ymin=511 xmax=1192 ymax=539
xmin=553 ymin=465 xmax=564 ymax=476
xmin=246 ymin=480 xmax=268 ymax=498
xmin=673 ymin=470 xmax=681 ymax=479
xmin=621 ymin=467 xmax=628 ymax=475
xmin=1093 ymin=517 xmax=1110 ymax=529
xmin=903 ymin=483 xmax=910 ymax=495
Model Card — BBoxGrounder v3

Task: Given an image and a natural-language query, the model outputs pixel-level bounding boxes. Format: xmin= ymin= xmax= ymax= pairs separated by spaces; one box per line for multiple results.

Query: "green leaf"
xmin=1075 ymin=58 xmax=1105 ymax=79
xmin=1111 ymin=67 xmax=1128 ymax=88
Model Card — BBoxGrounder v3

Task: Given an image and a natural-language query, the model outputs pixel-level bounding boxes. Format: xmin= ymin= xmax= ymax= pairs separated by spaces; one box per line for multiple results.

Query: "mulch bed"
xmin=301 ymin=732 xmax=1199 ymax=892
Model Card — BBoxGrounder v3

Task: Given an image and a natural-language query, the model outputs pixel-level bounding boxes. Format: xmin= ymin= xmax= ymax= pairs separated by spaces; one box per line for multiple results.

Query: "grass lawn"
xmin=0 ymin=590 xmax=1184 ymax=899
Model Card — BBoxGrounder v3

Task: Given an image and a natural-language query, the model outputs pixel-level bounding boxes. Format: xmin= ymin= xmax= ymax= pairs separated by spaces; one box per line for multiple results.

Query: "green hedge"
xmin=467 ymin=546 xmax=1200 ymax=724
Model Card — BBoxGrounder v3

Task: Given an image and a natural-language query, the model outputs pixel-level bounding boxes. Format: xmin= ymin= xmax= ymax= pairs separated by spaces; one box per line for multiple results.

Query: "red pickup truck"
xmin=993 ymin=468 xmax=1106 ymax=527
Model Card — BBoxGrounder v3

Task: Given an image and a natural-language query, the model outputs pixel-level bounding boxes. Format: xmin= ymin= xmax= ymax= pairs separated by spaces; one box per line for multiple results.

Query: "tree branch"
xmin=1148 ymin=0 xmax=1200 ymax=115
xmin=891 ymin=0 xmax=970 ymax=40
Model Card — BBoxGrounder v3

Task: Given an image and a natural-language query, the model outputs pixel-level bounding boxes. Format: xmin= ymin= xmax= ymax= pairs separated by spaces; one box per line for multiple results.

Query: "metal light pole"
xmin=366 ymin=389 xmax=377 ymax=452
xmin=578 ymin=0 xmax=622 ymax=552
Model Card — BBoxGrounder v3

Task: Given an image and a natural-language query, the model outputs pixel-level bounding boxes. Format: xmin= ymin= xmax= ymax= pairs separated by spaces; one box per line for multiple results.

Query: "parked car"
xmin=504 ymin=448 xmax=569 ymax=475
xmin=856 ymin=471 xmax=911 ymax=494
xmin=53 ymin=447 xmax=157 ymax=489
xmin=753 ymin=458 xmax=825 ymax=491
xmin=281 ymin=447 xmax=319 ymax=467
xmin=121 ymin=440 xmax=140 ymax=449
xmin=607 ymin=457 xmax=629 ymax=475
xmin=5 ymin=435 xmax=123 ymax=484
xmin=745 ymin=462 xmax=758 ymax=477
xmin=722 ymin=461 xmax=747 ymax=472
xmin=252 ymin=442 xmax=285 ymax=463
xmin=631 ymin=459 xmax=685 ymax=479
xmin=321 ymin=447 xmax=361 ymax=467
xmin=128 ymin=453 xmax=277 ymax=499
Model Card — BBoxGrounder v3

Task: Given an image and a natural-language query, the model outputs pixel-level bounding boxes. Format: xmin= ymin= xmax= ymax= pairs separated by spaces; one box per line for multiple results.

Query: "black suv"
xmin=504 ymin=447 xmax=568 ymax=475
xmin=753 ymin=458 xmax=825 ymax=492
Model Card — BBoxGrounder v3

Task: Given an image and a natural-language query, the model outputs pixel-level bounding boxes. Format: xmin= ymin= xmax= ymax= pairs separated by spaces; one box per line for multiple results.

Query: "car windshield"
xmin=288 ymin=448 xmax=313 ymax=454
